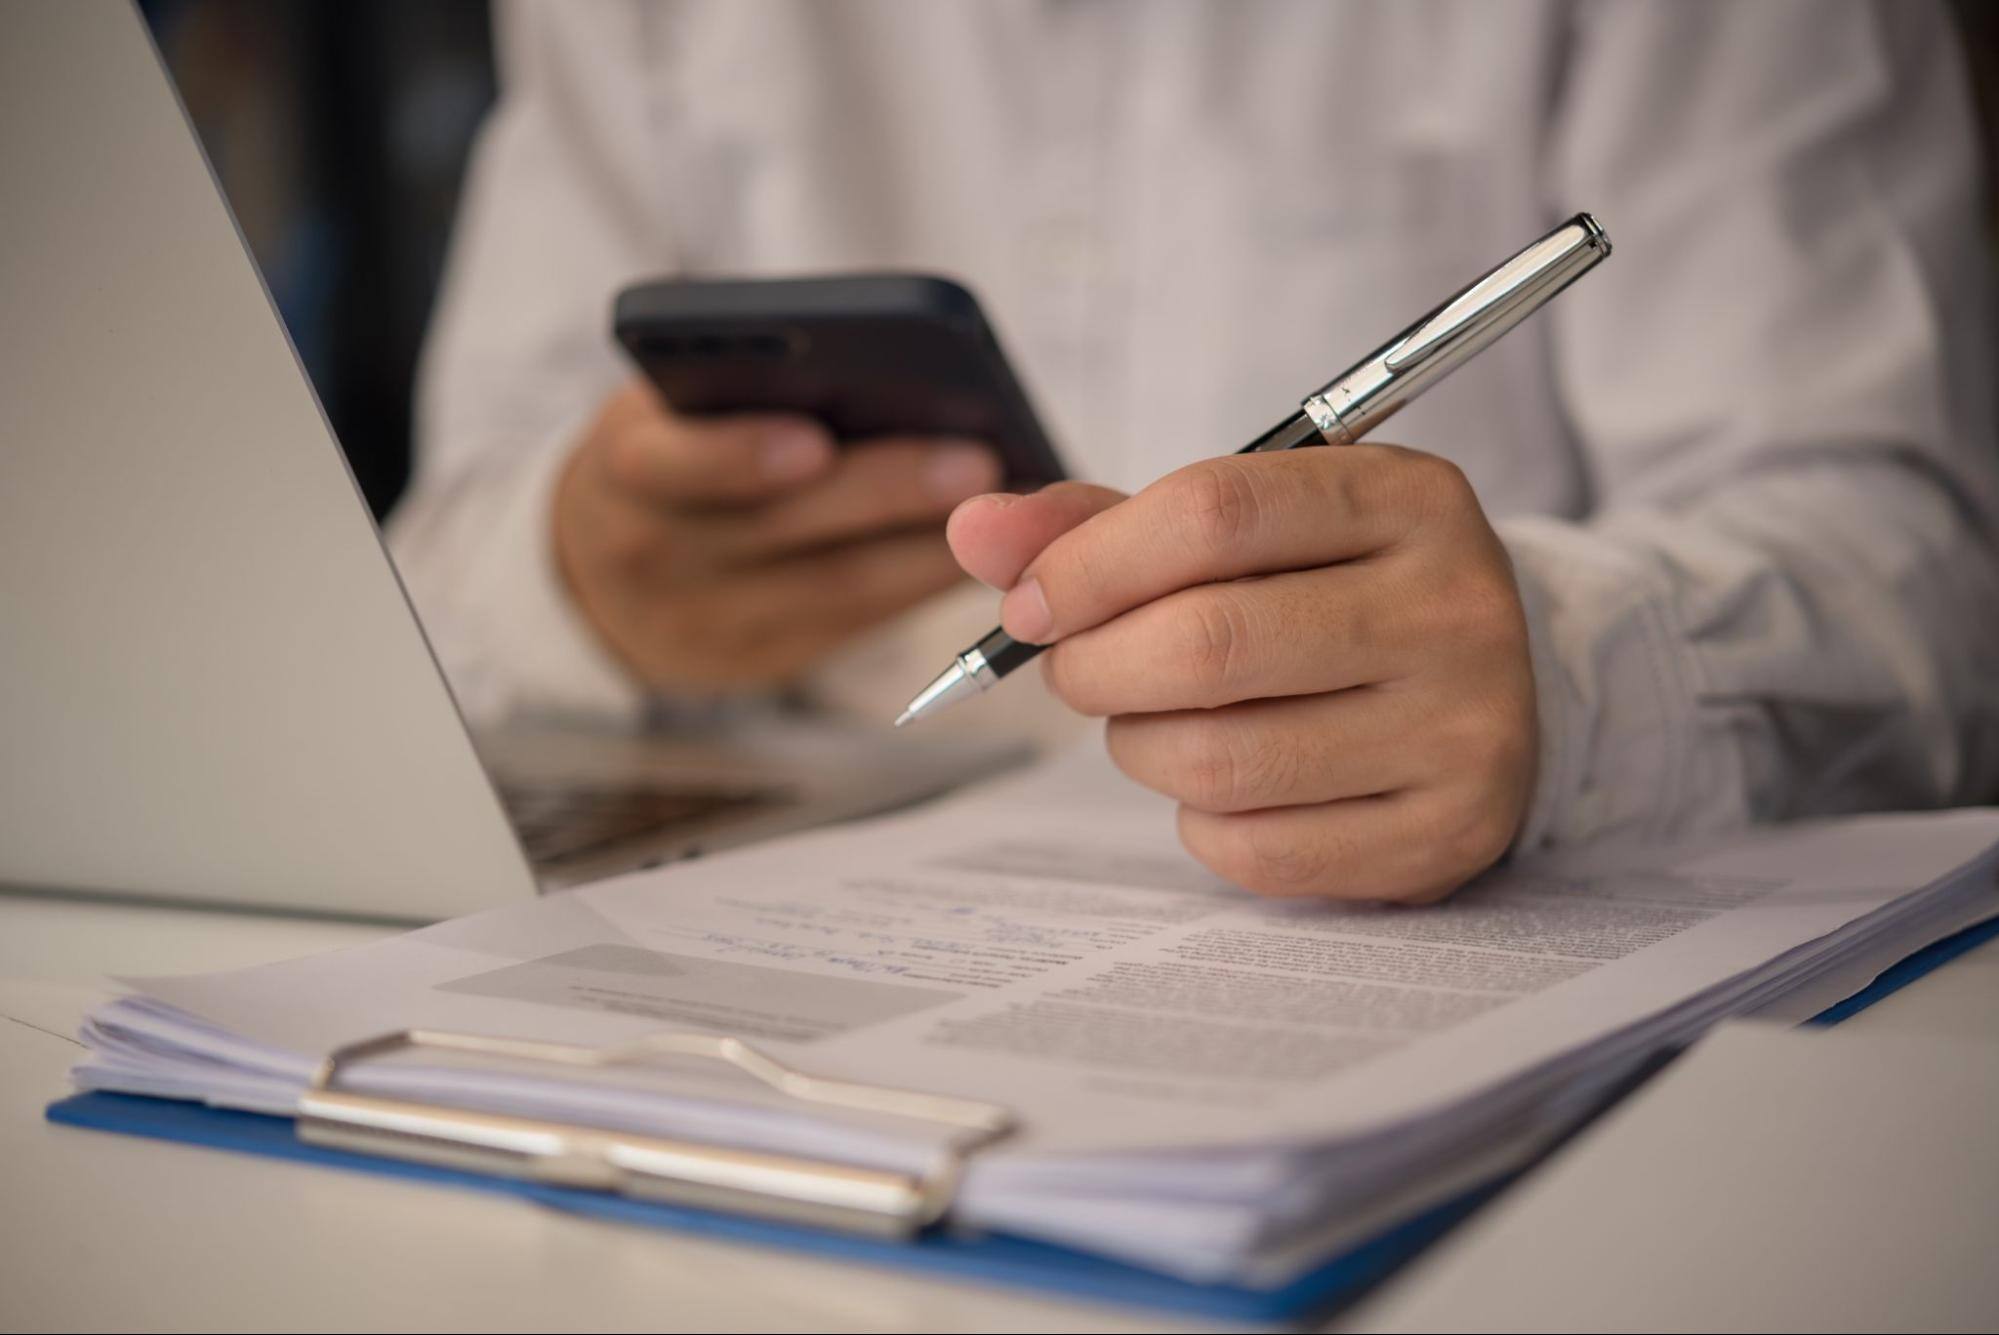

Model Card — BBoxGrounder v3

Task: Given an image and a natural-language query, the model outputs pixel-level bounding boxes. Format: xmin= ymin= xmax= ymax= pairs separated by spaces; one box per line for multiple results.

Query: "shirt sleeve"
xmin=1509 ymin=0 xmax=1999 ymax=849
xmin=387 ymin=0 xmax=668 ymax=728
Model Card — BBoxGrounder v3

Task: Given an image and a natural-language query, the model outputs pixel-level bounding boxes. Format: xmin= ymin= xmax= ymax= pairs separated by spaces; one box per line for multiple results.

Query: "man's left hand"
xmin=945 ymin=445 xmax=1538 ymax=902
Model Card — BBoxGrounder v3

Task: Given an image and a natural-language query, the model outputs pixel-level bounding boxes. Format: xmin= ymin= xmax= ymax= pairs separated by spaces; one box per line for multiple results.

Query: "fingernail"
xmin=1001 ymin=577 xmax=1053 ymax=643
xmin=925 ymin=444 xmax=1001 ymax=503
xmin=948 ymin=491 xmax=1017 ymax=532
xmin=761 ymin=428 xmax=830 ymax=481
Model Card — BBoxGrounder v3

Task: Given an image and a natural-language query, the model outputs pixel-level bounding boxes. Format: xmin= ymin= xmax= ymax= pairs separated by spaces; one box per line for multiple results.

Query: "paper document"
xmin=68 ymin=749 xmax=1999 ymax=1282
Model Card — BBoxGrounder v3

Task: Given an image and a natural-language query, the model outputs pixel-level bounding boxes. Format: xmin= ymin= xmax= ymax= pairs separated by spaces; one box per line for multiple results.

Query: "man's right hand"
xmin=552 ymin=381 xmax=999 ymax=694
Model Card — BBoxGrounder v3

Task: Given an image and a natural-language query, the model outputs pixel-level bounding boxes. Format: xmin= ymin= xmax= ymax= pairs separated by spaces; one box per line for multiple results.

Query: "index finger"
xmin=593 ymin=382 xmax=835 ymax=507
xmin=998 ymin=445 xmax=1442 ymax=644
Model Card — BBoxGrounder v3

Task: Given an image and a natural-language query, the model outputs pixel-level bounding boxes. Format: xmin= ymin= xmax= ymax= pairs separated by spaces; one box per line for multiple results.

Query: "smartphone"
xmin=613 ymin=273 xmax=1065 ymax=489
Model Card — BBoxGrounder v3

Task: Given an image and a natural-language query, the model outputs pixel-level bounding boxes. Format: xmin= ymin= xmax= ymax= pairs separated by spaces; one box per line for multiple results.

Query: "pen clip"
xmin=1383 ymin=217 xmax=1606 ymax=373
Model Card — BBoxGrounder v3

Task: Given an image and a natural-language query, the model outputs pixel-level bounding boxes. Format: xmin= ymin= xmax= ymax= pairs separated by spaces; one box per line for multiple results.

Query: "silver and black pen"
xmin=895 ymin=212 xmax=1613 ymax=727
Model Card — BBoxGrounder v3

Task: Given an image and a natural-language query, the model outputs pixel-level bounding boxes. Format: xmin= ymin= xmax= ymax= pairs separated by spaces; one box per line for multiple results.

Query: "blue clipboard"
xmin=44 ymin=914 xmax=1999 ymax=1324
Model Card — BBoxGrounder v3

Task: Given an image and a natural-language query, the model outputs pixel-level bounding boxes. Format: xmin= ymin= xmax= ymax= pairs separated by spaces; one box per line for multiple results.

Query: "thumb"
xmin=946 ymin=482 xmax=1127 ymax=590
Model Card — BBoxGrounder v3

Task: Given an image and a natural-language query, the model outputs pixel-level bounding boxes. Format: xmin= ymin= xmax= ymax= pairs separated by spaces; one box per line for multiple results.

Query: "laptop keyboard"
xmin=496 ymin=779 xmax=784 ymax=867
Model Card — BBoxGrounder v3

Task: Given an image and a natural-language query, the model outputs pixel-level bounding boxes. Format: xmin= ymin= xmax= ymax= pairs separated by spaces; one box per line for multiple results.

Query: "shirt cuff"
xmin=442 ymin=429 xmax=651 ymax=729
xmin=1499 ymin=515 xmax=1720 ymax=851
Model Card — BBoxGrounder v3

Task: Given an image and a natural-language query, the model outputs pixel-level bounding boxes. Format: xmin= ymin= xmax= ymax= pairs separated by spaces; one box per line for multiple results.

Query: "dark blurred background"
xmin=142 ymin=0 xmax=494 ymax=520
xmin=143 ymin=0 xmax=1999 ymax=524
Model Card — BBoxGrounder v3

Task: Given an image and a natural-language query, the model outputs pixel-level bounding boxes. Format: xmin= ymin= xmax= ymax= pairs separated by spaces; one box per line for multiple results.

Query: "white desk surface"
xmin=1347 ymin=1022 xmax=1999 ymax=1333
xmin=2 ymin=890 xmax=1995 ymax=1333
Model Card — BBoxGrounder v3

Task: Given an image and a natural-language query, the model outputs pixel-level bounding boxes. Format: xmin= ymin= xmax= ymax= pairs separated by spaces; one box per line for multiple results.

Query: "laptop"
xmin=0 ymin=0 xmax=1023 ymax=921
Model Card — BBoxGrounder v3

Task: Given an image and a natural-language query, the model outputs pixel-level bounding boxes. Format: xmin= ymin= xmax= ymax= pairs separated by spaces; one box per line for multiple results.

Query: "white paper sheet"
xmin=70 ymin=750 xmax=1999 ymax=1279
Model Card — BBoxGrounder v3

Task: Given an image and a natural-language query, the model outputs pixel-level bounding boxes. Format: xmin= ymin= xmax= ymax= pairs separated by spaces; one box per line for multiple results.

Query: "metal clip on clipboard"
xmin=296 ymin=1029 xmax=1017 ymax=1239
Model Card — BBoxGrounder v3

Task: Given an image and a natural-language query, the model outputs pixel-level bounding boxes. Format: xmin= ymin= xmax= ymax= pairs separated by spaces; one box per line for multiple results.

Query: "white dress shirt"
xmin=390 ymin=0 xmax=1999 ymax=850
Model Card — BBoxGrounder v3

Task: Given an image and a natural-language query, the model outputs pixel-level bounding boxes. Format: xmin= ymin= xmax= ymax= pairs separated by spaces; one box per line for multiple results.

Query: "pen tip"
xmin=893 ymin=709 xmax=915 ymax=729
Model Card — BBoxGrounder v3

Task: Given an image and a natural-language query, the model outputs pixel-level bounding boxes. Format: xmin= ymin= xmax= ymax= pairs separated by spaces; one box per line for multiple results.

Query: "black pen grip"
xmin=974 ymin=626 xmax=1044 ymax=680
xmin=973 ymin=410 xmax=1315 ymax=686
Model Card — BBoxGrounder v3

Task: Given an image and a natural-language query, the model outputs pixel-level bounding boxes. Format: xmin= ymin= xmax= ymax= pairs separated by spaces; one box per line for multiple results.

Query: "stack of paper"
xmin=65 ymin=751 xmax=1999 ymax=1285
